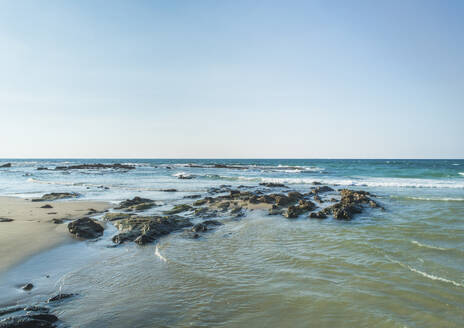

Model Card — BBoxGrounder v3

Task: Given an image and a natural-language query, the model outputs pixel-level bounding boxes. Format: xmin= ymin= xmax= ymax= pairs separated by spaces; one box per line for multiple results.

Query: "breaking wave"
xmin=411 ymin=240 xmax=448 ymax=251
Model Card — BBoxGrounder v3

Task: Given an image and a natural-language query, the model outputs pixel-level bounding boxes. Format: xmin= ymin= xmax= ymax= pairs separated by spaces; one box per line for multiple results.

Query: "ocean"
xmin=0 ymin=159 xmax=463 ymax=327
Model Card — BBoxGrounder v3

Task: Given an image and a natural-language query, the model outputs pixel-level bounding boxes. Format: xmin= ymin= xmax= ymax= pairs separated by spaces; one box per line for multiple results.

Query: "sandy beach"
xmin=0 ymin=196 xmax=110 ymax=273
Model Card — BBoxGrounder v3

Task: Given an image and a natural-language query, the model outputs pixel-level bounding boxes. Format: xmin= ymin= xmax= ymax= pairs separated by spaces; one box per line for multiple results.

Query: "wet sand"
xmin=0 ymin=197 xmax=110 ymax=272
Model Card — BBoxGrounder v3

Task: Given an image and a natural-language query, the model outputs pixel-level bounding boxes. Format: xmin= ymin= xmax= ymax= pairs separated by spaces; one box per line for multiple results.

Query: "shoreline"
xmin=0 ymin=196 xmax=110 ymax=273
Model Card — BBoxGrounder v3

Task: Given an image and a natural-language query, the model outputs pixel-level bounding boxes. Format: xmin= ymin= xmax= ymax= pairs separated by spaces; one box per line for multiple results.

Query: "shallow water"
xmin=0 ymin=159 xmax=463 ymax=327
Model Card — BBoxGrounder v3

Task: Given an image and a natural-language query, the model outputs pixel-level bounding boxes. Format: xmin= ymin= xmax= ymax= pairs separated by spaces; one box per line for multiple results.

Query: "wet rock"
xmin=87 ymin=208 xmax=97 ymax=214
xmin=22 ymin=283 xmax=34 ymax=291
xmin=193 ymin=207 xmax=218 ymax=218
xmin=36 ymin=167 xmax=48 ymax=170
xmin=311 ymin=186 xmax=334 ymax=194
xmin=0 ymin=163 xmax=11 ymax=168
xmin=40 ymin=204 xmax=53 ymax=209
xmin=103 ymin=212 xmax=134 ymax=221
xmin=312 ymin=181 xmax=322 ymax=185
xmin=177 ymin=174 xmax=194 ymax=179
xmin=55 ymin=163 xmax=134 ymax=170
xmin=0 ymin=315 xmax=56 ymax=328
xmin=50 ymin=218 xmax=64 ymax=224
xmin=163 ymin=204 xmax=192 ymax=215
xmin=193 ymin=198 xmax=208 ymax=206
xmin=274 ymin=195 xmax=292 ymax=207
xmin=191 ymin=223 xmax=208 ymax=233
xmin=27 ymin=314 xmax=58 ymax=323
xmin=47 ymin=293 xmax=75 ymax=302
xmin=287 ymin=191 xmax=304 ymax=201
xmin=184 ymin=194 xmax=201 ymax=199
xmin=283 ymin=206 xmax=302 ymax=218
xmin=309 ymin=211 xmax=327 ymax=219
xmin=0 ymin=218 xmax=13 ymax=223
xmin=31 ymin=192 xmax=80 ymax=202
xmin=161 ymin=189 xmax=177 ymax=192
xmin=259 ymin=182 xmax=288 ymax=188
xmin=112 ymin=215 xmax=192 ymax=245
xmin=256 ymin=195 xmax=275 ymax=204
xmin=116 ymin=197 xmax=155 ymax=211
xmin=23 ymin=306 xmax=49 ymax=313
xmin=320 ymin=189 xmax=377 ymax=220
xmin=68 ymin=217 xmax=104 ymax=239
xmin=313 ymin=195 xmax=323 ymax=203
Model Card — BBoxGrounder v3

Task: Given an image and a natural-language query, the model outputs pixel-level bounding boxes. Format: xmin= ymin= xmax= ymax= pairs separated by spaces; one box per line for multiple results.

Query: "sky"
xmin=0 ymin=0 xmax=463 ymax=158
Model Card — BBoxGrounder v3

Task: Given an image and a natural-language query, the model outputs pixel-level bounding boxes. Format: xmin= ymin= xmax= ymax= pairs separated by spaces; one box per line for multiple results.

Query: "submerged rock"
xmin=68 ymin=217 xmax=104 ymax=239
xmin=32 ymin=192 xmax=80 ymax=202
xmin=54 ymin=163 xmax=134 ymax=170
xmin=0 ymin=315 xmax=57 ymax=328
xmin=309 ymin=211 xmax=327 ymax=219
xmin=103 ymin=212 xmax=134 ymax=221
xmin=22 ymin=283 xmax=34 ymax=291
xmin=321 ymin=189 xmax=380 ymax=220
xmin=162 ymin=204 xmax=192 ymax=215
xmin=259 ymin=182 xmax=288 ymax=188
xmin=112 ymin=215 xmax=192 ymax=245
xmin=0 ymin=163 xmax=11 ymax=168
xmin=47 ymin=293 xmax=75 ymax=302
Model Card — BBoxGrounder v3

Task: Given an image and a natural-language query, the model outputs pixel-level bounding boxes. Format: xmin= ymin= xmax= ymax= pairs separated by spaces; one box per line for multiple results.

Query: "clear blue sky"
xmin=0 ymin=0 xmax=463 ymax=158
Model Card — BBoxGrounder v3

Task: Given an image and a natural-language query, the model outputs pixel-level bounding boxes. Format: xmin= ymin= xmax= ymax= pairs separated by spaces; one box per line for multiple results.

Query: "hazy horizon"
xmin=1 ymin=0 xmax=463 ymax=158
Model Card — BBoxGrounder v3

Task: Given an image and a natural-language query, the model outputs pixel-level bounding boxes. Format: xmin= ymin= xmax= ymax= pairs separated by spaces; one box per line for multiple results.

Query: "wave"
xmin=407 ymin=267 xmax=463 ymax=288
xmin=411 ymin=240 xmax=448 ymax=251
xmin=386 ymin=255 xmax=463 ymax=288
xmin=459 ymin=172 xmax=464 ymax=176
xmin=197 ymin=175 xmax=464 ymax=189
xmin=392 ymin=196 xmax=464 ymax=202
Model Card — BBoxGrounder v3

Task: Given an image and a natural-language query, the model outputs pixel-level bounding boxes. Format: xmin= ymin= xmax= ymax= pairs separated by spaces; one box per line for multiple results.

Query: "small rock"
xmin=47 ymin=293 xmax=75 ymax=302
xmin=0 ymin=163 xmax=11 ymax=168
xmin=22 ymin=283 xmax=34 ymax=291
xmin=68 ymin=217 xmax=104 ymax=239
xmin=0 ymin=218 xmax=14 ymax=223
xmin=40 ymin=204 xmax=53 ymax=209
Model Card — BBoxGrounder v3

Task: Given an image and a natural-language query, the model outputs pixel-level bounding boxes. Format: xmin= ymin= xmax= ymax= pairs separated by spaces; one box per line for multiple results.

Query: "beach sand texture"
xmin=0 ymin=197 xmax=110 ymax=272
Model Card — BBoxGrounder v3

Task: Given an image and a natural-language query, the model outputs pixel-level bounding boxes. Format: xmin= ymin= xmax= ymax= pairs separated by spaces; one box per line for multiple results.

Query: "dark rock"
xmin=283 ymin=205 xmax=301 ymax=218
xmin=23 ymin=306 xmax=49 ymax=313
xmin=312 ymin=181 xmax=322 ymax=185
xmin=103 ymin=212 xmax=134 ymax=221
xmin=193 ymin=199 xmax=208 ymax=206
xmin=0 ymin=163 xmax=11 ymax=168
xmin=177 ymin=174 xmax=194 ymax=179
xmin=309 ymin=211 xmax=327 ymax=219
xmin=47 ymin=293 xmax=75 ymax=302
xmin=288 ymin=191 xmax=304 ymax=201
xmin=31 ymin=192 xmax=80 ymax=202
xmin=112 ymin=215 xmax=192 ymax=244
xmin=0 ymin=316 xmax=56 ymax=328
xmin=311 ymin=186 xmax=334 ymax=194
xmin=192 ymin=223 xmax=208 ymax=232
xmin=27 ymin=314 xmax=57 ymax=323
xmin=184 ymin=194 xmax=201 ymax=199
xmin=0 ymin=306 xmax=23 ymax=316
xmin=259 ymin=182 xmax=288 ymax=188
xmin=22 ymin=283 xmax=34 ymax=291
xmin=162 ymin=204 xmax=192 ymax=215
xmin=40 ymin=204 xmax=53 ymax=209
xmin=55 ymin=163 xmax=134 ymax=170
xmin=116 ymin=197 xmax=155 ymax=211
xmin=313 ymin=195 xmax=323 ymax=203
xmin=161 ymin=189 xmax=177 ymax=192
xmin=50 ymin=219 xmax=64 ymax=224
xmin=268 ymin=208 xmax=282 ymax=215
xmin=0 ymin=218 xmax=13 ymax=223
xmin=47 ymin=212 xmax=57 ymax=215
xmin=274 ymin=195 xmax=292 ymax=207
xmin=68 ymin=217 xmax=104 ymax=239
xmin=36 ymin=167 xmax=48 ymax=170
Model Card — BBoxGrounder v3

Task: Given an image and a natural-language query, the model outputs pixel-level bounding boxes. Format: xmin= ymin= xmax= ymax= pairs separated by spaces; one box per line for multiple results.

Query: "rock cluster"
xmin=54 ymin=163 xmax=135 ymax=170
xmin=319 ymin=189 xmax=381 ymax=220
xmin=112 ymin=215 xmax=193 ymax=245
xmin=115 ymin=197 xmax=156 ymax=211
xmin=68 ymin=217 xmax=104 ymax=239
xmin=31 ymin=192 xmax=80 ymax=202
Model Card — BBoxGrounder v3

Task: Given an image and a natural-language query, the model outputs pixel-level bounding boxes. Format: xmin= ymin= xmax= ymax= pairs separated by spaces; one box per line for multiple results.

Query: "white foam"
xmin=459 ymin=172 xmax=464 ymax=176
xmin=155 ymin=245 xmax=167 ymax=262
xmin=411 ymin=240 xmax=448 ymax=251
xmin=407 ymin=267 xmax=463 ymax=288
xmin=386 ymin=255 xmax=463 ymax=288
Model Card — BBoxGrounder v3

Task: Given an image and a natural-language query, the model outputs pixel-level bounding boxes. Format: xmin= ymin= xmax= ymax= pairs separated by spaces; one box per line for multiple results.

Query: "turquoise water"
xmin=0 ymin=159 xmax=463 ymax=327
